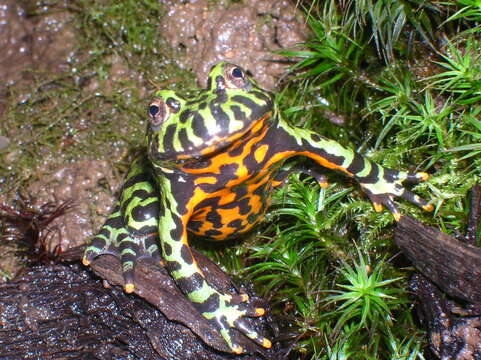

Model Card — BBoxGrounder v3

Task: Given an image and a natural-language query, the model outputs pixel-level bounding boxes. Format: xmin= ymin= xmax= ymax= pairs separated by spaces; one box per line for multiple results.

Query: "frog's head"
xmin=147 ymin=62 xmax=273 ymax=166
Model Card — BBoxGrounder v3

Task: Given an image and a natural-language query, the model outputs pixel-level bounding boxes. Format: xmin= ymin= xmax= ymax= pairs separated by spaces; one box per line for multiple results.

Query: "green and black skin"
xmin=83 ymin=62 xmax=433 ymax=354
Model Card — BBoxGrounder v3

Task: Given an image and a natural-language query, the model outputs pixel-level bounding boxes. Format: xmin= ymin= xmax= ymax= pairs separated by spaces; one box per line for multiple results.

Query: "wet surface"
xmin=0 ymin=0 xmax=76 ymax=114
xmin=160 ymin=0 xmax=309 ymax=89
xmin=27 ymin=160 xmax=121 ymax=250
xmin=0 ymin=262 xmax=277 ymax=359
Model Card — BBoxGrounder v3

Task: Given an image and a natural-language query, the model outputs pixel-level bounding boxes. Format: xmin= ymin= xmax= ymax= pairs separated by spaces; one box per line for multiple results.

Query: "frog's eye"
xmin=224 ymin=64 xmax=249 ymax=89
xmin=149 ymin=104 xmax=159 ymax=117
xmin=148 ymin=98 xmax=167 ymax=128
xmin=232 ymin=67 xmax=243 ymax=79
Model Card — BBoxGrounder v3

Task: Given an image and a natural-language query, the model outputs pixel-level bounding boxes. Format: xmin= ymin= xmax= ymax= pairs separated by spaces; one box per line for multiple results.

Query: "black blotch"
xmin=234 ymin=185 xmax=248 ymax=199
xmin=169 ymin=216 xmax=184 ymax=240
xmin=179 ymin=128 xmax=194 ymax=150
xmin=205 ymin=229 xmax=223 ymax=237
xmin=179 ymin=109 xmax=192 ymax=124
xmin=247 ymin=213 xmax=259 ymax=224
xmin=167 ymin=260 xmax=182 ymax=272
xmin=237 ymin=198 xmax=251 ymax=215
xmin=196 ymin=293 xmax=220 ymax=313
xmin=206 ymin=210 xmax=223 ymax=228
xmin=163 ymin=124 xmax=177 ymax=153
xmin=228 ymin=143 xmax=245 ymax=157
xmin=215 ymin=90 xmax=227 ymax=104
xmin=227 ymin=219 xmax=242 ymax=229
xmin=358 ymin=163 xmax=380 ymax=184
xmin=301 ymin=138 xmax=346 ymax=166
xmin=117 ymin=233 xmax=128 ymax=243
xmin=311 ymin=133 xmax=321 ymax=142
xmin=250 ymin=90 xmax=273 ymax=104
xmin=206 ymin=77 xmax=212 ymax=90
xmin=215 ymin=75 xmax=226 ymax=92
xmin=131 ymin=195 xmax=159 ymax=217
xmin=188 ymin=220 xmax=203 ymax=233
xmin=180 ymin=244 xmax=193 ymax=265
xmin=176 ymin=272 xmax=205 ymax=295
xmin=198 ymin=102 xmax=207 ymax=110
xmin=346 ymin=152 xmax=366 ymax=175
xmin=122 ymin=171 xmax=151 ymax=190
xmin=163 ymin=242 xmax=172 ymax=257
xmin=166 ymin=97 xmax=181 ymax=113
xmin=231 ymin=105 xmax=247 ymax=122
xmin=97 ymin=227 xmax=111 ymax=240
xmin=192 ymin=112 xmax=208 ymax=138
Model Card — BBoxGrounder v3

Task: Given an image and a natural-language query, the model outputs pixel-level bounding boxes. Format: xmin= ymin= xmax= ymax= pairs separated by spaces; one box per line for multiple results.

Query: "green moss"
xmin=0 ymin=0 xmax=195 ymax=196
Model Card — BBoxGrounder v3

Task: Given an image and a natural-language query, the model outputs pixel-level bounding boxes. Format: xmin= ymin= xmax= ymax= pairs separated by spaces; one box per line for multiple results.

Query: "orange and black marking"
xmin=83 ymin=62 xmax=432 ymax=354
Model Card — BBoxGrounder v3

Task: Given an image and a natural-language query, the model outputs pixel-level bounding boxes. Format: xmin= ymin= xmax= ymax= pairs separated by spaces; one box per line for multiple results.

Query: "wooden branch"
xmin=57 ymin=246 xmax=273 ymax=355
xmin=395 ymin=215 xmax=481 ymax=303
xmin=0 ymin=263 xmax=271 ymax=359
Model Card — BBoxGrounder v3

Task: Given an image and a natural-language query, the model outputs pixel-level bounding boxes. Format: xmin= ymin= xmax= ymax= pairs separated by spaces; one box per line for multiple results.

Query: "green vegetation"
xmin=0 ymin=0 xmax=195 ymax=194
xmin=237 ymin=0 xmax=480 ymax=358
xmin=1 ymin=0 xmax=480 ymax=358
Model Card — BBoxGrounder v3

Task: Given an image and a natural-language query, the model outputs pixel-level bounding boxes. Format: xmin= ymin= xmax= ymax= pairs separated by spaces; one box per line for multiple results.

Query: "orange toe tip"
xmin=419 ymin=172 xmax=429 ymax=181
xmin=319 ymin=181 xmax=329 ymax=189
xmin=124 ymin=283 xmax=135 ymax=293
xmin=82 ymin=258 xmax=91 ymax=266
xmin=262 ymin=338 xmax=272 ymax=348
xmin=240 ymin=294 xmax=249 ymax=302
xmin=373 ymin=203 xmax=383 ymax=212
xmin=393 ymin=213 xmax=402 ymax=222
xmin=423 ymin=204 xmax=434 ymax=212
xmin=232 ymin=345 xmax=243 ymax=354
xmin=255 ymin=308 xmax=265 ymax=316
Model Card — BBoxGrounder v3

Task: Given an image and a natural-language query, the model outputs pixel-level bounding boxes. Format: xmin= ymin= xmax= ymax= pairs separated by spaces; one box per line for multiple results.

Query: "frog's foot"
xmin=197 ymin=293 xmax=271 ymax=354
xmin=82 ymin=215 xmax=161 ymax=293
xmin=360 ymin=169 xmax=433 ymax=221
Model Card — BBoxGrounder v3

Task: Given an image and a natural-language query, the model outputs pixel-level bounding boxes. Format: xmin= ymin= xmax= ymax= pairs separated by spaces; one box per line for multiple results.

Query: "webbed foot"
xmin=82 ymin=208 xmax=162 ymax=293
xmin=360 ymin=169 xmax=433 ymax=220
xmin=196 ymin=291 xmax=271 ymax=353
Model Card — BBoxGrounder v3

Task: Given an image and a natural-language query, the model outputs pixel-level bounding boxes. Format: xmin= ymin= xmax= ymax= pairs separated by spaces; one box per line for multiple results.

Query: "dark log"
xmin=84 ymin=247 xmax=273 ymax=355
xmin=0 ymin=261 xmax=276 ymax=360
xmin=395 ymin=215 xmax=481 ymax=303
xmin=410 ymin=274 xmax=481 ymax=359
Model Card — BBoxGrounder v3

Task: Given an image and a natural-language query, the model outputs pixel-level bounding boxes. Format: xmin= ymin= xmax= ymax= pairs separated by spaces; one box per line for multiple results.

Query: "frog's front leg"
xmin=274 ymin=119 xmax=433 ymax=219
xmin=159 ymin=187 xmax=271 ymax=354
xmin=83 ymin=156 xmax=162 ymax=291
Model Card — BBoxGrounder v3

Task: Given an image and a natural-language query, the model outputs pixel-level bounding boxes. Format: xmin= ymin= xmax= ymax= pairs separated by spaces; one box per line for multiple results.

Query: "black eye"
xmin=149 ymin=105 xmax=159 ymax=117
xmin=232 ymin=67 xmax=243 ymax=78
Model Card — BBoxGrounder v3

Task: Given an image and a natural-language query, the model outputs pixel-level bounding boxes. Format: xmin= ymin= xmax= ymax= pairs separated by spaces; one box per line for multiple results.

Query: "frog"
xmin=82 ymin=62 xmax=433 ymax=354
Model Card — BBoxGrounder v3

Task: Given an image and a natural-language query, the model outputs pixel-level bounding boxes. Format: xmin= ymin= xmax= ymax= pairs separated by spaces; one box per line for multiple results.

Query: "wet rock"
xmin=160 ymin=0 xmax=310 ymax=89
xmin=0 ymin=0 xmax=77 ymax=113
xmin=27 ymin=160 xmax=121 ymax=250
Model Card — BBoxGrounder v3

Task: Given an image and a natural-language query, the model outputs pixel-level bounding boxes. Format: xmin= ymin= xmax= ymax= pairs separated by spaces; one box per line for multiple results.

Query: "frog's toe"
xmin=234 ymin=318 xmax=272 ymax=348
xmin=404 ymin=171 xmax=429 ymax=183
xmin=401 ymin=189 xmax=433 ymax=211
xmin=383 ymin=197 xmax=401 ymax=221
xmin=82 ymin=235 xmax=113 ymax=265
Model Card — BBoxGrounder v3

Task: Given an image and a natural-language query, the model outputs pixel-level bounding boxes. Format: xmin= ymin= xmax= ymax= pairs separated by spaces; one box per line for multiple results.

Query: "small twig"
xmin=466 ymin=183 xmax=481 ymax=246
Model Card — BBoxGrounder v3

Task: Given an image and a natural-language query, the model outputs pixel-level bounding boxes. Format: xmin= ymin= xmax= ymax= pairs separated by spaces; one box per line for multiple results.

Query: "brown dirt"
xmin=160 ymin=0 xmax=310 ymax=89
